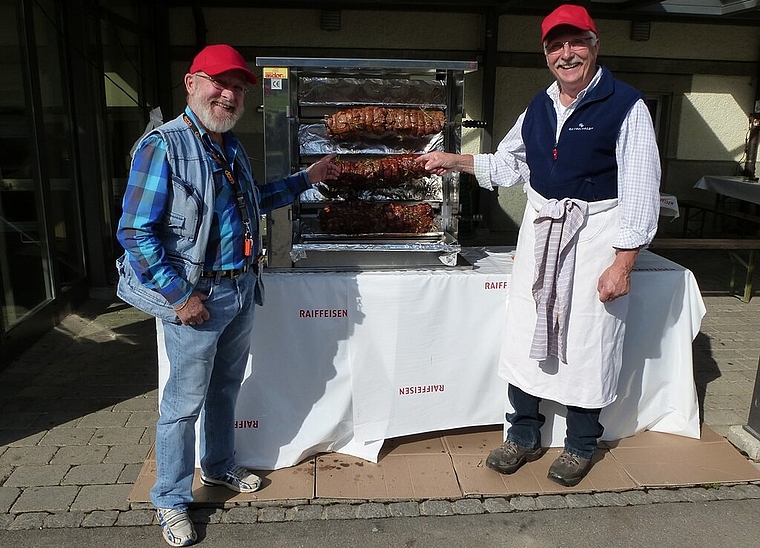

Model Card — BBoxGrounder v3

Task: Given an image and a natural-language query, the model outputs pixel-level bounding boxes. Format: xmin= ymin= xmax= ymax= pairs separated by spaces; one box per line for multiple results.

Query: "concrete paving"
xmin=1 ymin=249 xmax=759 ymax=539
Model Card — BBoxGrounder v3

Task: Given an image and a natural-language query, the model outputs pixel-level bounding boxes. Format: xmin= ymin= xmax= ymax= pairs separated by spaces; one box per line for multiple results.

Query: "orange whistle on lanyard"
xmin=244 ymin=237 xmax=253 ymax=257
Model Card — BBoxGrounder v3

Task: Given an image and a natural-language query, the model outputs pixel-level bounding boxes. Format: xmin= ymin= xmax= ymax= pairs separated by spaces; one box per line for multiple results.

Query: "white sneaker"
xmin=156 ymin=508 xmax=197 ymax=547
xmin=200 ymin=464 xmax=262 ymax=493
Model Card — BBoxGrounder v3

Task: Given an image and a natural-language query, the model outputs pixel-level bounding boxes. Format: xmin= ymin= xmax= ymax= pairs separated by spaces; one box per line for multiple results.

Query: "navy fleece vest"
xmin=522 ymin=67 xmax=643 ymax=202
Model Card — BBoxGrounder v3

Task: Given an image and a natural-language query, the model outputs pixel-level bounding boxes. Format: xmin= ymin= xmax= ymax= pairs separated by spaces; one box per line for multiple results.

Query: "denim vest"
xmin=523 ymin=67 xmax=642 ymax=201
xmin=116 ymin=112 xmax=258 ymax=322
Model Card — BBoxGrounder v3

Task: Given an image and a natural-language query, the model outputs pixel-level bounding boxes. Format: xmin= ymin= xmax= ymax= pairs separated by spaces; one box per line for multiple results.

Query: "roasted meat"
xmin=318 ymin=201 xmax=435 ymax=234
xmin=326 ymin=107 xmax=445 ymax=138
xmin=329 ymin=154 xmax=428 ymax=190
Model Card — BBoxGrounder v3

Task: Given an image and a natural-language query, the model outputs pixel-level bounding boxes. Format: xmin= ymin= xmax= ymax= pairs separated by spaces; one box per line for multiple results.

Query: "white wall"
xmin=167 ymin=7 xmax=760 ymax=235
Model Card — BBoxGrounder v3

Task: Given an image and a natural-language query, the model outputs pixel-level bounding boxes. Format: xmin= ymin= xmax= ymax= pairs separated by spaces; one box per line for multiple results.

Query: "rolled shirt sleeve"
xmin=613 ymin=99 xmax=662 ymax=250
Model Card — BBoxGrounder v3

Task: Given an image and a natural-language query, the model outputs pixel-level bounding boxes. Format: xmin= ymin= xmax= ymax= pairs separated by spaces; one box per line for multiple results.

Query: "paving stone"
xmin=118 ymin=463 xmax=143 ymax=484
xmin=81 ymin=510 xmax=119 ymax=527
xmin=564 ymin=493 xmax=597 ymax=508
xmin=420 ymin=500 xmax=454 ymax=516
xmin=43 ymin=512 xmax=86 ymax=528
xmin=50 ymin=445 xmax=108 ymax=465
xmin=0 ymin=412 xmax=39 ymax=430
xmin=77 ymin=411 xmax=132 ymax=428
xmin=63 ymin=463 xmax=124 ymax=485
xmin=510 ymin=496 xmax=537 ymax=512
xmin=0 ymin=514 xmax=15 ymax=529
xmin=483 ymin=497 xmax=512 ymax=513
xmin=70 ymin=484 xmax=132 ymax=512
xmin=125 ymin=411 xmax=159 ymax=428
xmin=258 ymin=506 xmax=286 ymax=522
xmin=0 ymin=430 xmax=46 ymax=447
xmin=5 ymin=465 xmax=70 ymax=487
xmin=221 ymin=507 xmax=264 ymax=524
xmin=0 ymin=446 xmax=57 ymax=466
xmin=89 ymin=427 xmax=146 ymax=445
xmin=452 ymin=499 xmax=485 ymax=515
xmin=104 ymin=444 xmax=152 ymax=464
xmin=323 ymin=504 xmax=358 ymax=520
xmin=113 ymin=397 xmax=158 ymax=413
xmin=535 ymin=495 xmax=568 ymax=510
xmin=193 ymin=507 xmax=224 ymax=524
xmin=248 ymin=499 xmax=310 ymax=508
xmin=357 ymin=502 xmax=388 ymax=519
xmin=0 ymin=486 xmax=21 ymax=513
xmin=713 ymin=485 xmax=752 ymax=500
xmin=387 ymin=501 xmax=420 ymax=517
xmin=8 ymin=512 xmax=47 ymax=530
xmin=115 ymin=509 xmax=155 ymax=526
xmin=140 ymin=428 xmax=156 ymax=446
xmin=593 ymin=492 xmax=628 ymax=507
xmin=616 ymin=490 xmax=651 ymax=506
xmin=30 ymin=413 xmax=82 ymax=431
xmin=286 ymin=504 xmax=324 ymax=521
xmin=11 ymin=486 xmax=80 ymax=513
xmin=680 ymin=487 xmax=722 ymax=503
xmin=38 ymin=427 xmax=96 ymax=446
xmin=314 ymin=498 xmax=367 ymax=505
xmin=731 ymin=483 xmax=760 ymax=498
xmin=647 ymin=489 xmax=691 ymax=504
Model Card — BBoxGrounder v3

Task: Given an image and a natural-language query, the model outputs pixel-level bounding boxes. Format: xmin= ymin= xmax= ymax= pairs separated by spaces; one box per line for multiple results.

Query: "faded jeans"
xmin=151 ymin=270 xmax=256 ymax=510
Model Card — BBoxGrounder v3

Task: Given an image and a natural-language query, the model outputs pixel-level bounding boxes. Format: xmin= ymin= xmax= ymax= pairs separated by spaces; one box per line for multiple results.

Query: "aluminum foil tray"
xmin=290 ymin=232 xmax=462 ymax=270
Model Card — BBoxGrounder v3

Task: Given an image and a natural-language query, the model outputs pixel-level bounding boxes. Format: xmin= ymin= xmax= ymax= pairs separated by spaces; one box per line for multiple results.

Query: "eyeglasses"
xmin=195 ymin=73 xmax=249 ymax=95
xmin=544 ymin=37 xmax=596 ymax=55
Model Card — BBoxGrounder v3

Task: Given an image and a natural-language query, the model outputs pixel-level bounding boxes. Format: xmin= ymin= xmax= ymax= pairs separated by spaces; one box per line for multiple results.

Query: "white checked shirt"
xmin=473 ymin=67 xmax=661 ymax=250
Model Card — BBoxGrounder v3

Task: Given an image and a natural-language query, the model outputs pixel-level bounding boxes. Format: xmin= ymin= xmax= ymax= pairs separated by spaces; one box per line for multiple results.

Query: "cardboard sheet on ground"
xmin=157 ymin=248 xmax=705 ymax=470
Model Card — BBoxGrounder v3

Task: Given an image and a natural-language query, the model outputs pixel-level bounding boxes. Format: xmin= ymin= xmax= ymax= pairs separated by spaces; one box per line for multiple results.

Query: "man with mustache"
xmin=416 ymin=5 xmax=660 ymax=487
xmin=116 ymin=44 xmax=338 ymax=546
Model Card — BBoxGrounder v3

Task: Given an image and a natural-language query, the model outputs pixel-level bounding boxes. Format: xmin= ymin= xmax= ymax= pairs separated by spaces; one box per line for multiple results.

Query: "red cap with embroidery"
xmin=189 ymin=44 xmax=257 ymax=84
xmin=541 ymin=4 xmax=598 ymax=42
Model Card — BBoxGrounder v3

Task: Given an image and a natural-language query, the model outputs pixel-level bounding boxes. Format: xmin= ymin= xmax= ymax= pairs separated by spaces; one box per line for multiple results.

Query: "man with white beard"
xmin=116 ymin=44 xmax=338 ymax=546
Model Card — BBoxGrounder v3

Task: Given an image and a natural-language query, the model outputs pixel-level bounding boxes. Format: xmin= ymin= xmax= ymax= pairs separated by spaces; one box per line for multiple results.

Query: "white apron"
xmin=499 ymin=185 xmax=630 ymax=408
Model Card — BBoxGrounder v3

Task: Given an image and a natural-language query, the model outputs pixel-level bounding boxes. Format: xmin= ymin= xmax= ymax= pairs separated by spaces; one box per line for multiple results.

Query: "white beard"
xmin=188 ymin=93 xmax=244 ymax=134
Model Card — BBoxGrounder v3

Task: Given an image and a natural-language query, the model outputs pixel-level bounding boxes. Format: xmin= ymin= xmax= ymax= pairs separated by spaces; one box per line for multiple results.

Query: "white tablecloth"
xmin=695 ymin=175 xmax=760 ymax=205
xmin=158 ymin=248 xmax=705 ymax=470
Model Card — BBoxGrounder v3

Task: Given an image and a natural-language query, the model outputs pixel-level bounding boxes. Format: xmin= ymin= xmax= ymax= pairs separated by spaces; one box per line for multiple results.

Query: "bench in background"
xmin=649 ymin=238 xmax=760 ymax=302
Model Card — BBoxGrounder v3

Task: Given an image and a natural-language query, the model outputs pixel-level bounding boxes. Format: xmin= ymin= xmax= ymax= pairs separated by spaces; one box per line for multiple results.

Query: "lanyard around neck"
xmin=183 ymin=113 xmax=254 ymax=248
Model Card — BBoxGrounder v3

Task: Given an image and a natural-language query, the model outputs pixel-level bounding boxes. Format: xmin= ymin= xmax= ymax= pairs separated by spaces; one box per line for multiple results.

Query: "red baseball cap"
xmin=541 ymin=4 xmax=598 ymax=42
xmin=189 ymin=44 xmax=257 ymax=84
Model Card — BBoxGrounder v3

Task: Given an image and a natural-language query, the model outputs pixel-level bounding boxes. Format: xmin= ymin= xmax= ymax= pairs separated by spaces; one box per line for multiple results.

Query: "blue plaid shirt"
xmin=117 ymin=107 xmax=311 ymax=307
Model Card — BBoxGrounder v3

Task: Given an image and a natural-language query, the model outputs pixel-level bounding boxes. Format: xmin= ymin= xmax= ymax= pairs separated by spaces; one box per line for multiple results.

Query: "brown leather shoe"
xmin=486 ymin=440 xmax=543 ymax=475
xmin=547 ymin=451 xmax=592 ymax=487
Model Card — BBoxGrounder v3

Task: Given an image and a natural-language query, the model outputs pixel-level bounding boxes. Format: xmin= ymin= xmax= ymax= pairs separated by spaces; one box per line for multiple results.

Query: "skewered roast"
xmin=325 ymin=107 xmax=445 ymax=138
xmin=318 ymin=201 xmax=435 ymax=235
xmin=330 ymin=154 xmax=428 ymax=189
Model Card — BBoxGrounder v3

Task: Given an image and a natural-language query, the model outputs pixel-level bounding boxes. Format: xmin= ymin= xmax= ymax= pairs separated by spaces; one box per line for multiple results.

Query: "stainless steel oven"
xmin=255 ymin=57 xmax=477 ymax=269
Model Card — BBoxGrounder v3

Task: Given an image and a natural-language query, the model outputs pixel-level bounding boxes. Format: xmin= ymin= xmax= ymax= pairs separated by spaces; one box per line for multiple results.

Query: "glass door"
xmin=0 ymin=0 xmax=84 ymax=331
xmin=0 ymin=0 xmax=51 ymax=328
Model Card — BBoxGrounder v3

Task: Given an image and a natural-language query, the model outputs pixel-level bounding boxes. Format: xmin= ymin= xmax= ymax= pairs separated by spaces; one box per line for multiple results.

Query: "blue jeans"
xmin=505 ymin=384 xmax=603 ymax=459
xmin=151 ymin=271 xmax=256 ymax=510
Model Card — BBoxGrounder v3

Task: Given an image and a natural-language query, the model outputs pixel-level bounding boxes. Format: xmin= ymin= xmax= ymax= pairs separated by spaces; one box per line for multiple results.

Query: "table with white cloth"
xmin=695 ymin=175 xmax=760 ymax=205
xmin=157 ymin=248 xmax=706 ymax=470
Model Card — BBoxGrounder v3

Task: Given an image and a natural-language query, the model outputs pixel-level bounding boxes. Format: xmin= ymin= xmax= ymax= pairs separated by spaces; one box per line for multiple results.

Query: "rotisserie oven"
xmin=255 ymin=57 xmax=477 ymax=269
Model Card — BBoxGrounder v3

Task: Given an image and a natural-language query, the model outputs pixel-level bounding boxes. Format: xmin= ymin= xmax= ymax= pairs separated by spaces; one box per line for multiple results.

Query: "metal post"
xmin=744 ymin=355 xmax=760 ymax=440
